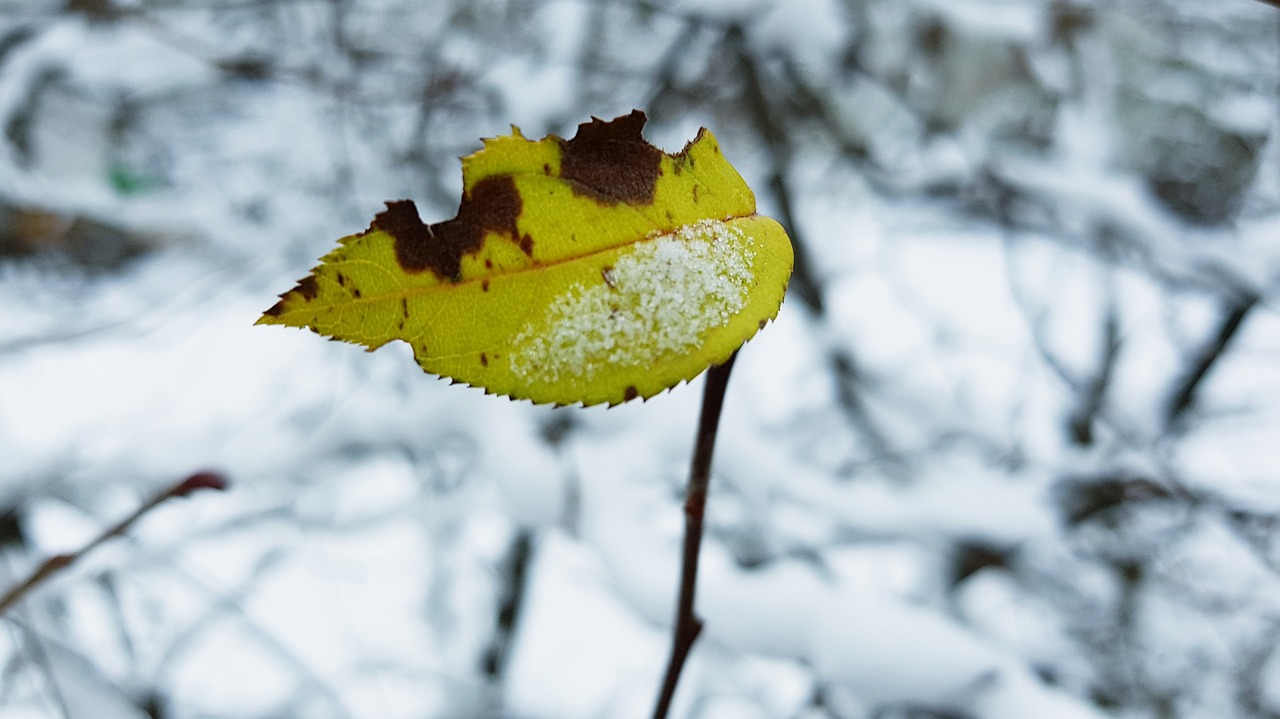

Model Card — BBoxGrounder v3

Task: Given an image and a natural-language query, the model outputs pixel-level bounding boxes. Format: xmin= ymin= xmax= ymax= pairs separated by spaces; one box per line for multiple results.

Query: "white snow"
xmin=510 ymin=219 xmax=755 ymax=384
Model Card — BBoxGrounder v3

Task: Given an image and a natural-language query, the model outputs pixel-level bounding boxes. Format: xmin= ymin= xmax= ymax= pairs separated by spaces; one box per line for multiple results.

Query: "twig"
xmin=829 ymin=349 xmax=907 ymax=477
xmin=1068 ymin=297 xmax=1121 ymax=446
xmin=728 ymin=24 xmax=825 ymax=316
xmin=482 ymin=529 xmax=534 ymax=680
xmin=643 ymin=17 xmax=705 ymax=120
xmin=1164 ymin=289 xmax=1259 ymax=432
xmin=0 ymin=471 xmax=228 ymax=616
xmin=651 ymin=352 xmax=738 ymax=719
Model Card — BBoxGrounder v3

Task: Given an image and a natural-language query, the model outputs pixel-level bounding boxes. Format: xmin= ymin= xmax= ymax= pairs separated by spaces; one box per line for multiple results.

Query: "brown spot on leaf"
xmin=602 ymin=265 xmax=617 ymax=288
xmin=351 ymin=288 xmax=362 ymax=299
xmin=672 ymin=133 xmax=701 ymax=174
xmin=400 ymin=297 xmax=409 ymax=317
xmin=559 ymin=110 xmax=662 ymax=205
xmin=624 ymin=385 xmax=638 ymax=401
xmin=480 ymin=352 xmax=489 ymax=367
xmin=484 ymin=258 xmax=493 ymax=269
xmin=542 ymin=163 xmax=551 ymax=175
xmin=295 ymin=275 xmax=319 ymax=300
xmin=335 ymin=272 xmax=347 ymax=286
xmin=519 ymin=234 xmax=534 ymax=256
xmin=692 ymin=185 xmax=699 ymax=202
xmin=482 ymin=279 xmax=490 ymax=292
xmin=758 ymin=318 xmax=768 ymax=330
xmin=263 ymin=301 xmax=284 ymax=317
xmin=381 ymin=174 xmax=523 ymax=279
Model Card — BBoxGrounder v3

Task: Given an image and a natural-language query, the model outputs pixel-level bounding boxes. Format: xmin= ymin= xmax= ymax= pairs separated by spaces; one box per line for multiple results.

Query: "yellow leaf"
xmin=258 ymin=111 xmax=793 ymax=406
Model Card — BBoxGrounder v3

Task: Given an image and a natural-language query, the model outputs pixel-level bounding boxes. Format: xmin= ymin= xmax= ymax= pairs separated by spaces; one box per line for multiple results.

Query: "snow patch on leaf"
xmin=510 ymin=219 xmax=755 ymax=384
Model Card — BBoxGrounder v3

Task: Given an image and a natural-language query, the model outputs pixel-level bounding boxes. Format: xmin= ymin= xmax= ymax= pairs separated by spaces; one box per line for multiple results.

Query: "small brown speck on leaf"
xmin=480 ymin=352 xmax=489 ymax=367
xmin=482 ymin=279 xmax=490 ymax=292
xmin=758 ymin=319 xmax=768 ymax=330
xmin=400 ymin=297 xmax=409 ymax=317
xmin=672 ymin=133 xmax=701 ymax=174
xmin=351 ymin=288 xmax=362 ymax=299
xmin=624 ymin=386 xmax=638 ymax=401
xmin=559 ymin=110 xmax=662 ymax=205
xmin=519 ymin=234 xmax=534 ymax=256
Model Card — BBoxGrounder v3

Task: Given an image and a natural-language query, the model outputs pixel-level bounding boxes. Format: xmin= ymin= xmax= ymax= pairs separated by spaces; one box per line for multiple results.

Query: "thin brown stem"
xmin=0 ymin=471 xmax=228 ymax=616
xmin=651 ymin=352 xmax=738 ymax=719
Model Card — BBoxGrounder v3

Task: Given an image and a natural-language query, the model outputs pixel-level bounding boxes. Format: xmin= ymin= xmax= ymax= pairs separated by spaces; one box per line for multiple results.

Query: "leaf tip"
xmin=256 ymin=273 xmax=322 ymax=326
xmin=254 ymin=307 xmax=282 ymax=325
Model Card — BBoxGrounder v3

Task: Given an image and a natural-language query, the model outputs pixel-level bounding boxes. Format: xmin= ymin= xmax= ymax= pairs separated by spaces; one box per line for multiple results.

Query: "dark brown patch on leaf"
xmin=335 ymin=272 xmax=347 ymax=286
xmin=485 ymin=258 xmax=493 ymax=269
xmin=295 ymin=275 xmax=320 ymax=300
xmin=519 ymin=234 xmax=534 ymax=256
xmin=559 ymin=110 xmax=662 ymax=205
xmin=542 ymin=163 xmax=551 ymax=175
xmin=381 ymin=175 xmax=523 ymax=280
xmin=263 ymin=301 xmax=284 ymax=317
xmin=400 ymin=297 xmax=409 ymax=317
xmin=351 ymin=288 xmax=362 ymax=299
xmin=480 ymin=352 xmax=489 ymax=367
xmin=692 ymin=185 xmax=699 ymax=202
xmin=758 ymin=319 xmax=768 ymax=330
xmin=624 ymin=385 xmax=638 ymax=401
xmin=482 ymin=279 xmax=490 ymax=292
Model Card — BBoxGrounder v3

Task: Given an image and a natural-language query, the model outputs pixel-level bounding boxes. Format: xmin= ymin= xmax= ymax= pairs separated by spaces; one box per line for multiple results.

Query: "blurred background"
xmin=1 ymin=1 xmax=1278 ymax=717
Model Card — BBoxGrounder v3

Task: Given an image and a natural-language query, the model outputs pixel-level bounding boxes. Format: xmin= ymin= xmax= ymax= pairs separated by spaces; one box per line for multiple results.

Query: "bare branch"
xmin=0 ymin=472 xmax=228 ymax=616
xmin=1164 ymin=289 xmax=1260 ymax=432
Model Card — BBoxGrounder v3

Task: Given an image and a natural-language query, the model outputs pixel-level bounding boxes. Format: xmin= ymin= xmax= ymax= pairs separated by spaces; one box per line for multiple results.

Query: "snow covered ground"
xmin=0 ymin=1 xmax=1278 ymax=718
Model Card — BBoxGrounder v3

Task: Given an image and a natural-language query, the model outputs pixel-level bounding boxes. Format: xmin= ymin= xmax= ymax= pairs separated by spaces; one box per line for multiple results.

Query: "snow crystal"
xmin=509 ymin=220 xmax=755 ymax=384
